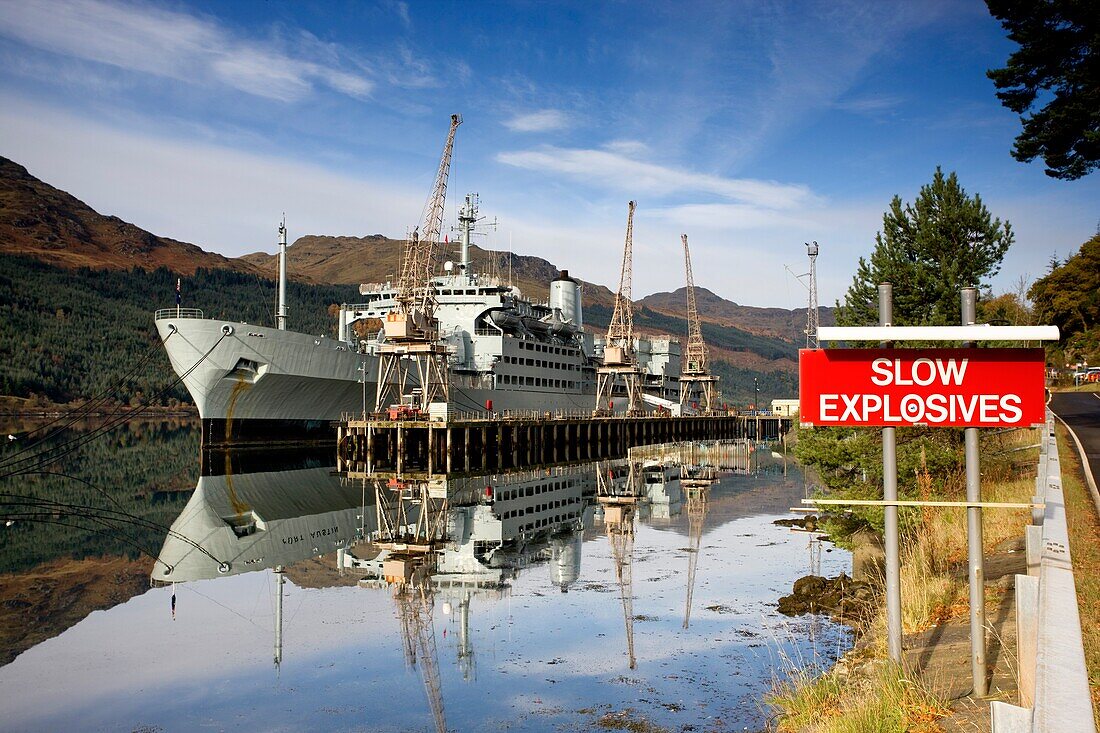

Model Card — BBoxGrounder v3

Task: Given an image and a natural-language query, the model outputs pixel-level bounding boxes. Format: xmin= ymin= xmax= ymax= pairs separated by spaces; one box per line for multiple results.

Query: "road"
xmin=1050 ymin=391 xmax=1100 ymax=498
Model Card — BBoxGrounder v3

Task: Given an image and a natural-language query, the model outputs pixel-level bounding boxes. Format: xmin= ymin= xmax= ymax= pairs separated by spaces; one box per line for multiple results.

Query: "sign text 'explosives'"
xmin=799 ymin=348 xmax=1046 ymax=428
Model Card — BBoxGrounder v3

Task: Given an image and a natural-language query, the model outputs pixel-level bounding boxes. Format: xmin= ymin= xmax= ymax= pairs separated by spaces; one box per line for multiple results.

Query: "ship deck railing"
xmin=339 ymin=407 xmax=746 ymax=425
xmin=154 ymin=308 xmax=205 ymax=321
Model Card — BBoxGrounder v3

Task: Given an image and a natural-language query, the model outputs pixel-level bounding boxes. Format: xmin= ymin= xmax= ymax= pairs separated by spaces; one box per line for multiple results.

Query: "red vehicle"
xmin=386 ymin=404 xmax=421 ymax=421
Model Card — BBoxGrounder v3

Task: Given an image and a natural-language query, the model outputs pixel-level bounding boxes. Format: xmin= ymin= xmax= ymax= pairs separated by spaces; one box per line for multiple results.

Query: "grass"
xmin=1054 ymin=424 xmax=1100 ymax=721
xmin=771 ymin=428 xmax=1041 ymax=731
xmin=769 ymin=660 xmax=948 ymax=733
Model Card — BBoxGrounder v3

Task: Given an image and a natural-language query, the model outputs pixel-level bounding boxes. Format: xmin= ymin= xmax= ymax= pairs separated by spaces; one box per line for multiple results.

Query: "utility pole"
xmin=805 ymin=241 xmax=819 ymax=348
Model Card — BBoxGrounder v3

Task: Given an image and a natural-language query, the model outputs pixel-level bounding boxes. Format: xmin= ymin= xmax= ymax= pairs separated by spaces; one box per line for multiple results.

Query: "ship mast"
xmin=276 ymin=217 xmax=288 ymax=331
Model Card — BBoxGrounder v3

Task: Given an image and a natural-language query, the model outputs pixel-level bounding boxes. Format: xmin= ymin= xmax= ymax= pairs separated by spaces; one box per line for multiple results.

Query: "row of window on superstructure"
xmin=518 ymin=341 xmax=577 ymax=356
xmin=496 ymin=480 xmax=577 ymax=501
xmin=501 ymin=354 xmax=579 ymax=370
xmin=438 ymin=288 xmax=489 ymax=296
xmin=499 ymin=502 xmax=581 ymax=520
xmin=512 ymin=510 xmax=580 ymax=533
xmin=498 ymin=375 xmax=578 ymax=389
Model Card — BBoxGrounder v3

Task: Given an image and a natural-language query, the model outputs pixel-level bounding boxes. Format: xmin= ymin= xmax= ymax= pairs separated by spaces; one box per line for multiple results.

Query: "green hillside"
xmin=0 ymin=255 xmax=358 ymax=405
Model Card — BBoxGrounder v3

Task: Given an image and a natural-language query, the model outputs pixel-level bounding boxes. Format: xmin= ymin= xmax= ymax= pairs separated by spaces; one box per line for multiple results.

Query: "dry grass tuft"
xmin=769 ymin=660 xmax=949 ymax=733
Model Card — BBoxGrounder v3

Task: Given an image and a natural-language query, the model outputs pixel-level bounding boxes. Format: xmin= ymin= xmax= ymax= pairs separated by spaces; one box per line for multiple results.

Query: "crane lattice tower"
xmin=376 ymin=114 xmax=461 ymax=413
xmin=595 ymin=201 xmax=643 ymax=415
xmin=678 ymin=233 xmax=719 ymax=413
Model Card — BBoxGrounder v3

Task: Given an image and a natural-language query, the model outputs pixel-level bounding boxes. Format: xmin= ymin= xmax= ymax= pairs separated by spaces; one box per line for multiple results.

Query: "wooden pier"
xmin=337 ymin=413 xmax=790 ymax=474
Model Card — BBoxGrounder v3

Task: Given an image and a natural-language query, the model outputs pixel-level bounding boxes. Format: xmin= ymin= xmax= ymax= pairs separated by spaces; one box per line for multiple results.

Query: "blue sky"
xmin=1 ymin=0 xmax=1097 ymax=308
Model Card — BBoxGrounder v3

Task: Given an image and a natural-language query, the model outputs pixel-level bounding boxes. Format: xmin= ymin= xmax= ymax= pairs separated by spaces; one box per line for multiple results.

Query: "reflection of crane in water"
xmin=681 ymin=469 xmax=716 ymax=629
xmin=394 ymin=581 xmax=446 ymax=733
xmin=598 ymin=461 xmax=640 ymax=669
xmin=373 ymin=477 xmax=450 ymax=733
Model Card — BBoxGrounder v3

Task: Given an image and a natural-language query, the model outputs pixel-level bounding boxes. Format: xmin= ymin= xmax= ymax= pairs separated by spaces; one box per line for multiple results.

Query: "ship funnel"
xmin=549 ymin=270 xmax=582 ymax=327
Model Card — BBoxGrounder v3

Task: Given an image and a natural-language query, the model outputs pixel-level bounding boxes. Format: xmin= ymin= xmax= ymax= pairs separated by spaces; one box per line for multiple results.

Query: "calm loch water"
xmin=0 ymin=421 xmax=851 ymax=732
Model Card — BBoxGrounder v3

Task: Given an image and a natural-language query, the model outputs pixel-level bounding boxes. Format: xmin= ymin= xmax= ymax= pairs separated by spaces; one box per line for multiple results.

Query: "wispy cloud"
xmin=503 ymin=109 xmax=570 ymax=132
xmin=0 ymin=96 xmax=423 ymax=254
xmin=834 ymin=93 xmax=905 ymax=116
xmin=497 ymin=145 xmax=817 ymax=210
xmin=0 ymin=0 xmax=373 ymax=102
xmin=603 ymin=139 xmax=649 ymax=157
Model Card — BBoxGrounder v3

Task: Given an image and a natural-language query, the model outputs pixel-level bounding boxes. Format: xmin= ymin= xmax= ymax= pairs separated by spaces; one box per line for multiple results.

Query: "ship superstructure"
xmin=156 ymin=192 xmax=684 ymax=443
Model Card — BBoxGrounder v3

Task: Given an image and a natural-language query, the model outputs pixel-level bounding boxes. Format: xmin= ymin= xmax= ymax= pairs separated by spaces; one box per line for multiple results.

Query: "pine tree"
xmin=836 ymin=168 xmax=1014 ymax=326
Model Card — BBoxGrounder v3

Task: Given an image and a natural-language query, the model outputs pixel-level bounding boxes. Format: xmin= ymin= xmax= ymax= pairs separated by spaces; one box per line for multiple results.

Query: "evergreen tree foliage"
xmin=1028 ymin=235 xmax=1100 ymax=363
xmin=986 ymin=0 xmax=1100 ymax=180
xmin=836 ymin=168 xmax=1014 ymax=326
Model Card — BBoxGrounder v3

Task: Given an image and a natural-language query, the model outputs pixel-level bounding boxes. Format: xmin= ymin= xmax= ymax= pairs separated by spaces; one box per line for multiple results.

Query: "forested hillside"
xmin=1029 ymin=235 xmax=1100 ymax=365
xmin=0 ymin=256 xmax=359 ymax=405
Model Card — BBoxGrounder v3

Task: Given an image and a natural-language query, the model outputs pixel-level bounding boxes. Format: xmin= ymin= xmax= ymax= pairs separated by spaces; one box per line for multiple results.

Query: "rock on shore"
xmin=777 ymin=573 xmax=874 ymax=623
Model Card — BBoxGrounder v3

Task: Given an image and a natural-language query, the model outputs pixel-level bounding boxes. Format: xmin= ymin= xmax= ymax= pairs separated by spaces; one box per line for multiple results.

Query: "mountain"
xmin=239 ymin=234 xmax=619 ymax=309
xmin=0 ymin=156 xmax=262 ymax=276
xmin=0 ymin=154 xmax=809 ymax=403
xmin=638 ymin=286 xmax=835 ymax=344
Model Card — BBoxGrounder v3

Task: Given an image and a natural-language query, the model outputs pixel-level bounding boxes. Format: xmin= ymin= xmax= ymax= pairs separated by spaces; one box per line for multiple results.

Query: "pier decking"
xmin=337 ymin=412 xmax=790 ymax=474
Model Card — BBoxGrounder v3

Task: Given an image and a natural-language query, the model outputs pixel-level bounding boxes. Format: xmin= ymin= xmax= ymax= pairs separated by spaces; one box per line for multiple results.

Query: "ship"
xmin=155 ymin=192 xmax=686 ymax=445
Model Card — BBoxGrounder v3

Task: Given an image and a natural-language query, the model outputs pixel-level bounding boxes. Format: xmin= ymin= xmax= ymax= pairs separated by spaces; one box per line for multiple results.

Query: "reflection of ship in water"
xmin=152 ymin=454 xmax=368 ymax=583
xmin=149 ymin=440 xmax=758 ymax=726
xmin=341 ymin=465 xmax=598 ymax=592
xmin=338 ymin=464 xmax=600 ymax=733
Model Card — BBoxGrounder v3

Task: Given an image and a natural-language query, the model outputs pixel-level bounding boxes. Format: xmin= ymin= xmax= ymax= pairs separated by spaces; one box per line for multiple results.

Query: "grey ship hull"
xmin=157 ymin=316 xmax=598 ymax=445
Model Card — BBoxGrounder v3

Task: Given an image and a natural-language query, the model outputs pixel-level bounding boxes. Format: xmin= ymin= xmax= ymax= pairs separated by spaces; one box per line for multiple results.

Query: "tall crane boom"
xmin=604 ymin=201 xmax=636 ymax=364
xmin=682 ymin=233 xmax=708 ymax=375
xmin=396 ymin=113 xmax=463 ymax=314
xmin=378 ymin=115 xmax=461 ymax=413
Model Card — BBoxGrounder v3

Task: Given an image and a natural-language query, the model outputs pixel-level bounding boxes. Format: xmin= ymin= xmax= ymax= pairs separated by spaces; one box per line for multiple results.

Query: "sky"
xmin=0 ymin=0 xmax=1097 ymax=308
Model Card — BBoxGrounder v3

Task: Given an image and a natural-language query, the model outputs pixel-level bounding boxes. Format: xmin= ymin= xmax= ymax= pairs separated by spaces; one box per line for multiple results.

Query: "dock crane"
xmin=595 ymin=201 xmax=643 ymax=415
xmin=678 ymin=234 xmax=718 ymax=413
xmin=597 ymin=461 xmax=640 ymax=669
xmin=376 ymin=114 xmax=462 ymax=415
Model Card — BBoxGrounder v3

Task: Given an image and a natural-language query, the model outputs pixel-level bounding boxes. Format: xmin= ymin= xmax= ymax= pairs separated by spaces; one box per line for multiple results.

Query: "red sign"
xmin=799 ymin=348 xmax=1046 ymax=428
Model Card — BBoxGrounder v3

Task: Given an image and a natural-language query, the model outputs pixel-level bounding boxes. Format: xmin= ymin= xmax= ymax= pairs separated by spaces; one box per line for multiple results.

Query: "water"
xmin=0 ymin=421 xmax=851 ymax=732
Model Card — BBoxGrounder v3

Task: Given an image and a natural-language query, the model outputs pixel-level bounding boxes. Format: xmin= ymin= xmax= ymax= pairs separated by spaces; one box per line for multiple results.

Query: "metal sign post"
xmin=962 ymin=287 xmax=987 ymax=696
xmin=880 ymin=283 xmax=903 ymax=663
xmin=801 ymin=303 xmax=1059 ymax=687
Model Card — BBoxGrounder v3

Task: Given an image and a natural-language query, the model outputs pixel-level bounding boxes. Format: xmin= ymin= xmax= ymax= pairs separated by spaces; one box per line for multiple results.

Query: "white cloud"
xmin=603 ymin=139 xmax=650 ymax=157
xmin=0 ymin=97 xmax=422 ymax=255
xmin=0 ymin=0 xmax=373 ymax=102
xmin=503 ymin=109 xmax=570 ymax=133
xmin=833 ymin=93 xmax=905 ymax=116
xmin=497 ymin=146 xmax=818 ymax=210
